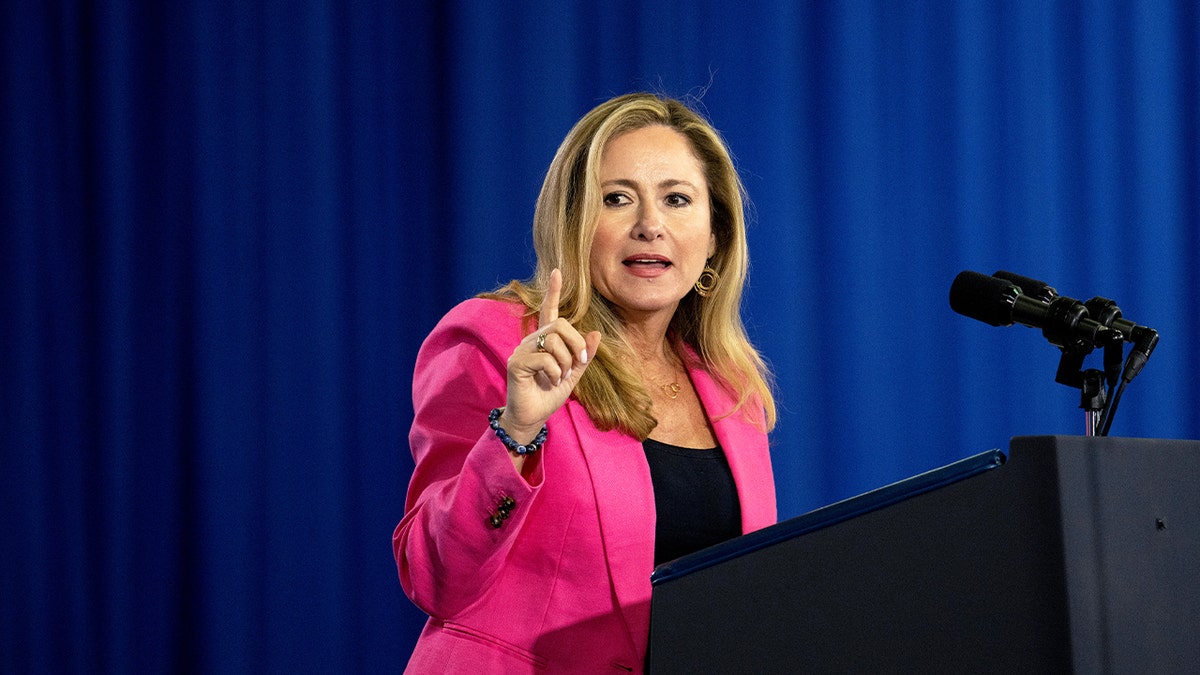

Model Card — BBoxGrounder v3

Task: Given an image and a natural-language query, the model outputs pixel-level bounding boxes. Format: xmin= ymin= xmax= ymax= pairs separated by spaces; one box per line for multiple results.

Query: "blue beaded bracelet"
xmin=488 ymin=407 xmax=547 ymax=455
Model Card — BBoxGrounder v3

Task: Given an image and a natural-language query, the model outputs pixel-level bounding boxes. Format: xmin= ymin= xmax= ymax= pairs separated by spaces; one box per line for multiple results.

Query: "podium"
xmin=647 ymin=436 xmax=1200 ymax=673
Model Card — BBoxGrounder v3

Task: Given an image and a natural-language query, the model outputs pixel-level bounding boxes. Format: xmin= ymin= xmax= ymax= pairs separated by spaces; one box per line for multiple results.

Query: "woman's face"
xmin=589 ymin=125 xmax=716 ymax=325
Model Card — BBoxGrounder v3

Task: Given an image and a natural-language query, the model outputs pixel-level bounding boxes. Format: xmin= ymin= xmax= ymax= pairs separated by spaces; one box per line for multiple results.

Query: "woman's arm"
xmin=393 ymin=301 xmax=542 ymax=618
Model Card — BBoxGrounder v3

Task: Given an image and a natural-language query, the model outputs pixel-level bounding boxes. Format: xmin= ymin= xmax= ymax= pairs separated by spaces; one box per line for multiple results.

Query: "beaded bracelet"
xmin=488 ymin=407 xmax=547 ymax=455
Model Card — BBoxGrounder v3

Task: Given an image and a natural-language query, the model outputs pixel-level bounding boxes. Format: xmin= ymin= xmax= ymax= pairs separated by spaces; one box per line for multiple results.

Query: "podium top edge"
xmin=650 ymin=448 xmax=1007 ymax=586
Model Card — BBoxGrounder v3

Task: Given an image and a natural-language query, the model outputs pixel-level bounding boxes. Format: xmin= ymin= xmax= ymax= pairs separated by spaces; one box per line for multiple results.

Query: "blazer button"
xmin=487 ymin=495 xmax=516 ymax=529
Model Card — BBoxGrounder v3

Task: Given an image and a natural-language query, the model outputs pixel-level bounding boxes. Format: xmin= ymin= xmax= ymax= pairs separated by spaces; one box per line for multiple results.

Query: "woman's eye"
xmin=603 ymin=192 xmax=631 ymax=207
xmin=665 ymin=193 xmax=692 ymax=207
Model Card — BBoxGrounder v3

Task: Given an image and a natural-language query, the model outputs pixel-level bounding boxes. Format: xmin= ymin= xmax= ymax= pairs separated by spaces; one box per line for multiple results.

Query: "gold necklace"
xmin=642 ymin=351 xmax=683 ymax=400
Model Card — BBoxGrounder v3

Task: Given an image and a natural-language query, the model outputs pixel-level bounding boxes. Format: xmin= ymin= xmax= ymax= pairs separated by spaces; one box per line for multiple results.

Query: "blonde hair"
xmin=487 ymin=92 xmax=776 ymax=439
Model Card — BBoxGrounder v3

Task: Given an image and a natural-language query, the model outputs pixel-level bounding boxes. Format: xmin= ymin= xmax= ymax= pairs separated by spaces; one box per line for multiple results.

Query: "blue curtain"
xmin=3 ymin=1 xmax=1197 ymax=670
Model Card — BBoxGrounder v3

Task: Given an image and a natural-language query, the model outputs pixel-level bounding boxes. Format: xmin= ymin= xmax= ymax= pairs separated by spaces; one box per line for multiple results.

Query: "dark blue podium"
xmin=648 ymin=436 xmax=1200 ymax=673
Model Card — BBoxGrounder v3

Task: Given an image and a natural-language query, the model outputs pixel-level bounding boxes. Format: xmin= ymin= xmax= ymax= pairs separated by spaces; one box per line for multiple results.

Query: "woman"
xmin=394 ymin=92 xmax=777 ymax=673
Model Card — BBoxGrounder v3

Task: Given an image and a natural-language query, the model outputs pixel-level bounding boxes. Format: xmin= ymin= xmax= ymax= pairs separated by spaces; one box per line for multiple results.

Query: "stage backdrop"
xmin=3 ymin=0 xmax=1197 ymax=671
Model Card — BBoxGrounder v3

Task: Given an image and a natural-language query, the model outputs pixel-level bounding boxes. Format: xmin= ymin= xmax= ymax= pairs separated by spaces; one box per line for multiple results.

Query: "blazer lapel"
xmin=564 ymin=399 xmax=656 ymax=655
xmin=687 ymin=362 xmax=776 ymax=532
xmin=561 ymin=357 xmax=775 ymax=655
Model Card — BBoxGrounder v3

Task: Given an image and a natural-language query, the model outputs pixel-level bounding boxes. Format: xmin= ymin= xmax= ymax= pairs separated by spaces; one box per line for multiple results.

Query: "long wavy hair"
xmin=486 ymin=92 xmax=775 ymax=439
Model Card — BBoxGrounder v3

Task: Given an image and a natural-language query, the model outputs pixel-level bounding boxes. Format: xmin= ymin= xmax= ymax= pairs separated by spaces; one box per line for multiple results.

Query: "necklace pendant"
xmin=662 ymin=382 xmax=681 ymax=399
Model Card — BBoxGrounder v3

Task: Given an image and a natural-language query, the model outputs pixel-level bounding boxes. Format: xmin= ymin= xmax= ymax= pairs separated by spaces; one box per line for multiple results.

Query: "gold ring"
xmin=535 ymin=334 xmax=547 ymax=353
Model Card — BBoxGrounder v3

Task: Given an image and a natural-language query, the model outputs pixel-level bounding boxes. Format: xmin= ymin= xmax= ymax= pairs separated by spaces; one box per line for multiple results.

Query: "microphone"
xmin=991 ymin=270 xmax=1057 ymax=303
xmin=954 ymin=269 xmax=1160 ymax=436
xmin=1084 ymin=296 xmax=1159 ymax=383
xmin=993 ymin=271 xmax=1159 ymax=383
xmin=949 ymin=271 xmax=1122 ymax=349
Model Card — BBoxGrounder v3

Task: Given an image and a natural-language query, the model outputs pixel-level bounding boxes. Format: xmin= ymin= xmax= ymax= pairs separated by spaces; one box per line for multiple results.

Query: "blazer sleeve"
xmin=393 ymin=299 xmax=543 ymax=619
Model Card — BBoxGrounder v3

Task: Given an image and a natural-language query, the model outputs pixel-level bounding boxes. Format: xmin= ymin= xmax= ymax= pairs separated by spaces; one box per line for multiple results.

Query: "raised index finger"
xmin=540 ymin=268 xmax=562 ymax=328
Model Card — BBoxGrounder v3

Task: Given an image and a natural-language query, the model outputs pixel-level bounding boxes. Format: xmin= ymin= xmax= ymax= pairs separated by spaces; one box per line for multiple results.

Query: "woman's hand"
xmin=500 ymin=268 xmax=602 ymax=446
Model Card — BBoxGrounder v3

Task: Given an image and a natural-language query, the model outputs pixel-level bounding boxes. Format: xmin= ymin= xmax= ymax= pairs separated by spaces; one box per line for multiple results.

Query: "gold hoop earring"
xmin=694 ymin=265 xmax=719 ymax=297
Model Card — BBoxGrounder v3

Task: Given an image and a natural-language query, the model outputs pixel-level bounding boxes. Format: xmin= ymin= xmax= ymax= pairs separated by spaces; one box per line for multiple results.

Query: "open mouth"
xmin=622 ymin=256 xmax=672 ymax=269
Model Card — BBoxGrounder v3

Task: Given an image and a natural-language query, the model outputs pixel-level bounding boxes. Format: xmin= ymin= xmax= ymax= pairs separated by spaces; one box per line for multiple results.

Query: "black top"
xmin=643 ymin=438 xmax=742 ymax=567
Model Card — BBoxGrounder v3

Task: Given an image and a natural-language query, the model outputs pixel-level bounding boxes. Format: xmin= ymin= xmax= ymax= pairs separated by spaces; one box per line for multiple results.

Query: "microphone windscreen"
xmin=949 ymin=270 xmax=1018 ymax=327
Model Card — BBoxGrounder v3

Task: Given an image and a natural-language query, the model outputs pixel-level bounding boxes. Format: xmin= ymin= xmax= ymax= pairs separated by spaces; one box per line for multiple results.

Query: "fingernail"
xmin=580 ymin=349 xmax=588 ymax=364
xmin=565 ymin=368 xmax=573 ymax=381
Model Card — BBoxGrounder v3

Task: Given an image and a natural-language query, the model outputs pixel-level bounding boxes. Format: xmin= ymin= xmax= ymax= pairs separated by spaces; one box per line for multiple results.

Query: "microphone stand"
xmin=1054 ymin=344 xmax=1108 ymax=437
xmin=1054 ymin=329 xmax=1127 ymax=436
xmin=1079 ymin=370 xmax=1106 ymax=437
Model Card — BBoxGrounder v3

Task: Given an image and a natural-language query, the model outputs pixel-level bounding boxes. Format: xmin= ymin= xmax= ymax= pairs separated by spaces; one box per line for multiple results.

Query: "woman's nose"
xmin=632 ymin=206 xmax=664 ymax=240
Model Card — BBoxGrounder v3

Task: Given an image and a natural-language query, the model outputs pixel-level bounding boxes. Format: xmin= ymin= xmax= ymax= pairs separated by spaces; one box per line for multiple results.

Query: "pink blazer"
xmin=393 ymin=298 xmax=776 ymax=673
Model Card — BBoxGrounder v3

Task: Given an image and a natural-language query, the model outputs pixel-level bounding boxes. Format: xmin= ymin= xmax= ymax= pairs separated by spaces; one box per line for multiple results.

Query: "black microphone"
xmin=1085 ymin=297 xmax=1159 ymax=383
xmin=991 ymin=270 xmax=1057 ymax=304
xmin=949 ymin=270 xmax=1121 ymax=349
xmin=993 ymin=271 xmax=1159 ymax=383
